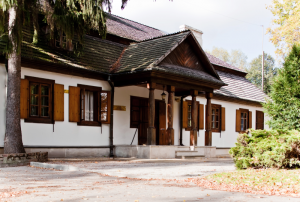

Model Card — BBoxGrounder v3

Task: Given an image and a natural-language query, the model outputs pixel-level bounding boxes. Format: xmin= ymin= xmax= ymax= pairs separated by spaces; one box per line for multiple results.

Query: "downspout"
xmin=107 ymin=76 xmax=114 ymax=158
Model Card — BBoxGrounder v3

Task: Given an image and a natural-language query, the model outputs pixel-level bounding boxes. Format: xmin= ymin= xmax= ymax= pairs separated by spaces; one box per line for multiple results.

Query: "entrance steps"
xmin=175 ymin=150 xmax=205 ymax=159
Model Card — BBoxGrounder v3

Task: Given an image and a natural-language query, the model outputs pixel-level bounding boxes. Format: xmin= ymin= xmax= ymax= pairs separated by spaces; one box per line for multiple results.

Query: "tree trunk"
xmin=4 ymin=6 xmax=25 ymax=154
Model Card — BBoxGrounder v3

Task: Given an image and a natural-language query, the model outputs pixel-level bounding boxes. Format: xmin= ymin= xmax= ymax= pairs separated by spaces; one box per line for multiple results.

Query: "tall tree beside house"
xmin=263 ymin=45 xmax=300 ymax=130
xmin=267 ymin=0 xmax=300 ymax=61
xmin=0 ymin=0 xmax=128 ymax=154
xmin=246 ymin=53 xmax=277 ymax=94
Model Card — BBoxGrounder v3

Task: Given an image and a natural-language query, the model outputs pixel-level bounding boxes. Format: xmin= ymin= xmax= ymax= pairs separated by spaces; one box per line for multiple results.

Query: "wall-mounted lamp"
xmin=175 ymin=97 xmax=180 ymax=102
xmin=161 ymin=85 xmax=166 ymax=101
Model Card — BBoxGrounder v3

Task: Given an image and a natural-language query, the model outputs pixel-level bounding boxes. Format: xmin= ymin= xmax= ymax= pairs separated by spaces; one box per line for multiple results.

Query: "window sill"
xmin=24 ymin=117 xmax=53 ymax=124
xmin=77 ymin=121 xmax=101 ymax=127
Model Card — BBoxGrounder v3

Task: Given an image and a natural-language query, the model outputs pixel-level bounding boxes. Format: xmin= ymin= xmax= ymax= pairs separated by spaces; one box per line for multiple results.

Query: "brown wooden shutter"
xmin=221 ymin=107 xmax=225 ymax=131
xmin=249 ymin=111 xmax=252 ymax=129
xmin=20 ymin=79 xmax=29 ymax=119
xmin=54 ymin=84 xmax=64 ymax=121
xmin=69 ymin=86 xmax=80 ymax=122
xmin=182 ymin=101 xmax=188 ymax=128
xmin=101 ymin=91 xmax=111 ymax=124
xmin=199 ymin=104 xmax=204 ymax=129
xmin=256 ymin=111 xmax=264 ymax=130
xmin=236 ymin=109 xmax=241 ymax=132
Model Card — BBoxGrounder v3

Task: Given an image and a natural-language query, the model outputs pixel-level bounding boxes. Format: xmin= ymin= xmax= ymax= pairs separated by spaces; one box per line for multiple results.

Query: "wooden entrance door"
xmin=138 ymin=98 xmax=149 ymax=145
xmin=155 ymin=101 xmax=167 ymax=145
xmin=130 ymin=96 xmax=166 ymax=145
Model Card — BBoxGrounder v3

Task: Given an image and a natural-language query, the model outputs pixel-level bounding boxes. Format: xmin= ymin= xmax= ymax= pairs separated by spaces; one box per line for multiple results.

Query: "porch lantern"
xmin=161 ymin=85 xmax=166 ymax=101
xmin=175 ymin=97 xmax=180 ymax=102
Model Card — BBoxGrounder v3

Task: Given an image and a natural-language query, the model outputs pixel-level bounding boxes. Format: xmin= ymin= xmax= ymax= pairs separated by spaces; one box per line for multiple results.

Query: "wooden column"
xmin=147 ymin=82 xmax=156 ymax=145
xmin=205 ymin=92 xmax=213 ymax=146
xmin=167 ymin=86 xmax=175 ymax=145
xmin=190 ymin=90 xmax=198 ymax=146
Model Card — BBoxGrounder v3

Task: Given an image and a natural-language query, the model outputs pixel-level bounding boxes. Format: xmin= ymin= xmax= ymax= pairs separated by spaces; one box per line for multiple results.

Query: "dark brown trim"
xmin=77 ymin=121 xmax=101 ymax=127
xmin=211 ymin=103 xmax=221 ymax=133
xmin=21 ymin=58 xmax=108 ymax=81
xmin=77 ymin=84 xmax=102 ymax=92
xmin=198 ymin=93 xmax=263 ymax=107
xmin=24 ymin=76 xmax=55 ymax=124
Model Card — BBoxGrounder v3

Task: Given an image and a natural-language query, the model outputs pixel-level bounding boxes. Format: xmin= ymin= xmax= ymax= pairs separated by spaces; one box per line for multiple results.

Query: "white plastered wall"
xmin=0 ymin=64 xmax=7 ymax=147
xmin=0 ymin=65 xmax=268 ymax=148
xmin=20 ymin=67 xmax=111 ymax=146
xmin=181 ymin=96 xmax=269 ymax=147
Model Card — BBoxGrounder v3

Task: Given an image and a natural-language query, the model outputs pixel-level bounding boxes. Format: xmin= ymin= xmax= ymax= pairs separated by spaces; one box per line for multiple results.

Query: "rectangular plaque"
xmin=64 ymin=90 xmax=69 ymax=93
xmin=113 ymin=105 xmax=126 ymax=111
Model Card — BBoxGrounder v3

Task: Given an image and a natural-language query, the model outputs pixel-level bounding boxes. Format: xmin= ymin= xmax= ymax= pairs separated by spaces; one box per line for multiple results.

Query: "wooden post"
xmin=167 ymin=86 xmax=175 ymax=145
xmin=205 ymin=92 xmax=213 ymax=146
xmin=147 ymin=82 xmax=156 ymax=145
xmin=190 ymin=90 xmax=198 ymax=146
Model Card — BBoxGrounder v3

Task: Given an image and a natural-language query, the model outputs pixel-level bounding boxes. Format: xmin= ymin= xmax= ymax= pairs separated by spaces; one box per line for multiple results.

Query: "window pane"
xmin=30 ymin=106 xmax=38 ymax=116
xmin=188 ymin=120 xmax=191 ymax=127
xmin=216 ymin=122 xmax=219 ymax=129
xmin=101 ymin=92 xmax=107 ymax=102
xmin=101 ymin=112 xmax=107 ymax=122
xmin=85 ymin=91 xmax=90 ymax=121
xmin=30 ymin=84 xmax=39 ymax=94
xmin=244 ymin=113 xmax=247 ymax=118
xmin=101 ymin=102 xmax=108 ymax=111
xmin=41 ymin=107 xmax=49 ymax=117
xmin=41 ymin=85 xmax=49 ymax=95
xmin=41 ymin=96 xmax=49 ymax=106
xmin=212 ymin=122 xmax=215 ymax=128
xmin=212 ymin=109 xmax=215 ymax=115
xmin=212 ymin=115 xmax=215 ymax=121
xmin=216 ymin=115 xmax=219 ymax=122
xmin=89 ymin=92 xmax=94 ymax=121
xmin=241 ymin=122 xmax=244 ymax=131
xmin=31 ymin=95 xmax=38 ymax=105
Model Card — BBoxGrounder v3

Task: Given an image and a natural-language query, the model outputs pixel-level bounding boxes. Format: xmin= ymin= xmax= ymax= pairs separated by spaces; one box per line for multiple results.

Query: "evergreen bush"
xmin=229 ymin=129 xmax=300 ymax=169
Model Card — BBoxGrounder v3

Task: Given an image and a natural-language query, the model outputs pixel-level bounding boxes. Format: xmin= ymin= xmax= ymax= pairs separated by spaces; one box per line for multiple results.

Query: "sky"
xmin=110 ymin=0 xmax=276 ymax=65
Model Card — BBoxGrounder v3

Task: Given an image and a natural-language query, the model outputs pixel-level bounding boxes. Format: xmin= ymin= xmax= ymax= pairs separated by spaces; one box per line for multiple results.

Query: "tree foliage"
xmin=246 ymin=53 xmax=278 ymax=94
xmin=263 ymin=45 xmax=300 ymax=130
xmin=0 ymin=0 xmax=127 ymax=54
xmin=267 ymin=0 xmax=300 ymax=60
xmin=206 ymin=47 xmax=248 ymax=70
xmin=230 ymin=129 xmax=300 ymax=169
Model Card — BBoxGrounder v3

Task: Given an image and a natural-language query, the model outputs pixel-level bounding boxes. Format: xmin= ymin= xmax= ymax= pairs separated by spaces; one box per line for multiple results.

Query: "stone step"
xmin=175 ymin=150 xmax=202 ymax=157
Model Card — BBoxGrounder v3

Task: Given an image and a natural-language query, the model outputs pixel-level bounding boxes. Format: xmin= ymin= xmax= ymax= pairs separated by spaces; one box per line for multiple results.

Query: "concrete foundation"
xmin=114 ymin=145 xmax=216 ymax=159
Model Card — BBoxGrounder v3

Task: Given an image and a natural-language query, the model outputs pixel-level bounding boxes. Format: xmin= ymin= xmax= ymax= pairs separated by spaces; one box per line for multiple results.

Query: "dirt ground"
xmin=1 ymin=158 xmax=300 ymax=202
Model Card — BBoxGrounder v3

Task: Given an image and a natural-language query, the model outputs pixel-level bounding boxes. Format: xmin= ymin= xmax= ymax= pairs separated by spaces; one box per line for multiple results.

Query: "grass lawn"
xmin=187 ymin=169 xmax=300 ymax=197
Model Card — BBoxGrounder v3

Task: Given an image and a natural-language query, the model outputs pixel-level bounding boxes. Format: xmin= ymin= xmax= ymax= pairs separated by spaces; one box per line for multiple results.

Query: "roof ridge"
xmin=137 ymin=30 xmax=190 ymax=43
xmin=107 ymin=13 xmax=165 ymax=33
xmin=205 ymin=52 xmax=247 ymax=74
xmin=85 ymin=35 xmax=128 ymax=48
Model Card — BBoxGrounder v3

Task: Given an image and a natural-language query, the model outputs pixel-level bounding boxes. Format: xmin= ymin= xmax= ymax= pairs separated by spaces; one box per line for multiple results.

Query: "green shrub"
xmin=229 ymin=129 xmax=300 ymax=169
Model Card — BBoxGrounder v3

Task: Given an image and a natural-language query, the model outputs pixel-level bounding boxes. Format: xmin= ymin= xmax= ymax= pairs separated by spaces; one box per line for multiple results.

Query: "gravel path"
xmin=1 ymin=164 xmax=300 ymax=202
xmin=48 ymin=157 xmax=235 ymax=179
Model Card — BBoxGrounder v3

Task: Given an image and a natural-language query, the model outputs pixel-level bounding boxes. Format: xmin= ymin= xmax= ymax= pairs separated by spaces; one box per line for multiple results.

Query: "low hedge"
xmin=229 ymin=129 xmax=300 ymax=169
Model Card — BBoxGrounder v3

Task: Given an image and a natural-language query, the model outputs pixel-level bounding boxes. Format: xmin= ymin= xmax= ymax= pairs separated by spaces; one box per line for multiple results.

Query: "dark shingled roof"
xmin=12 ymin=29 xmax=126 ymax=74
xmin=114 ymin=31 xmax=190 ymax=73
xmin=215 ymin=70 xmax=267 ymax=103
xmin=206 ymin=52 xmax=247 ymax=74
xmin=106 ymin=14 xmax=165 ymax=41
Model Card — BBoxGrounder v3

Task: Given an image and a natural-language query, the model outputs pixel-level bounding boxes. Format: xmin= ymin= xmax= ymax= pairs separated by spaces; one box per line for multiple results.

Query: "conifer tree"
xmin=264 ymin=45 xmax=300 ymax=130
xmin=0 ymin=0 xmax=127 ymax=153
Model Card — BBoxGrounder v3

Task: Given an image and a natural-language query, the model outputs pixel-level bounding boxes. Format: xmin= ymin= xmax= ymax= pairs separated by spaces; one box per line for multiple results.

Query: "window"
xmin=183 ymin=100 xmax=199 ymax=131
xmin=187 ymin=104 xmax=192 ymax=128
xmin=236 ymin=108 xmax=252 ymax=132
xmin=100 ymin=91 xmax=111 ymax=124
xmin=25 ymin=76 xmax=54 ymax=123
xmin=211 ymin=104 xmax=221 ymax=132
xmin=54 ymin=31 xmax=73 ymax=51
xmin=240 ymin=110 xmax=248 ymax=132
xmin=78 ymin=84 xmax=101 ymax=126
